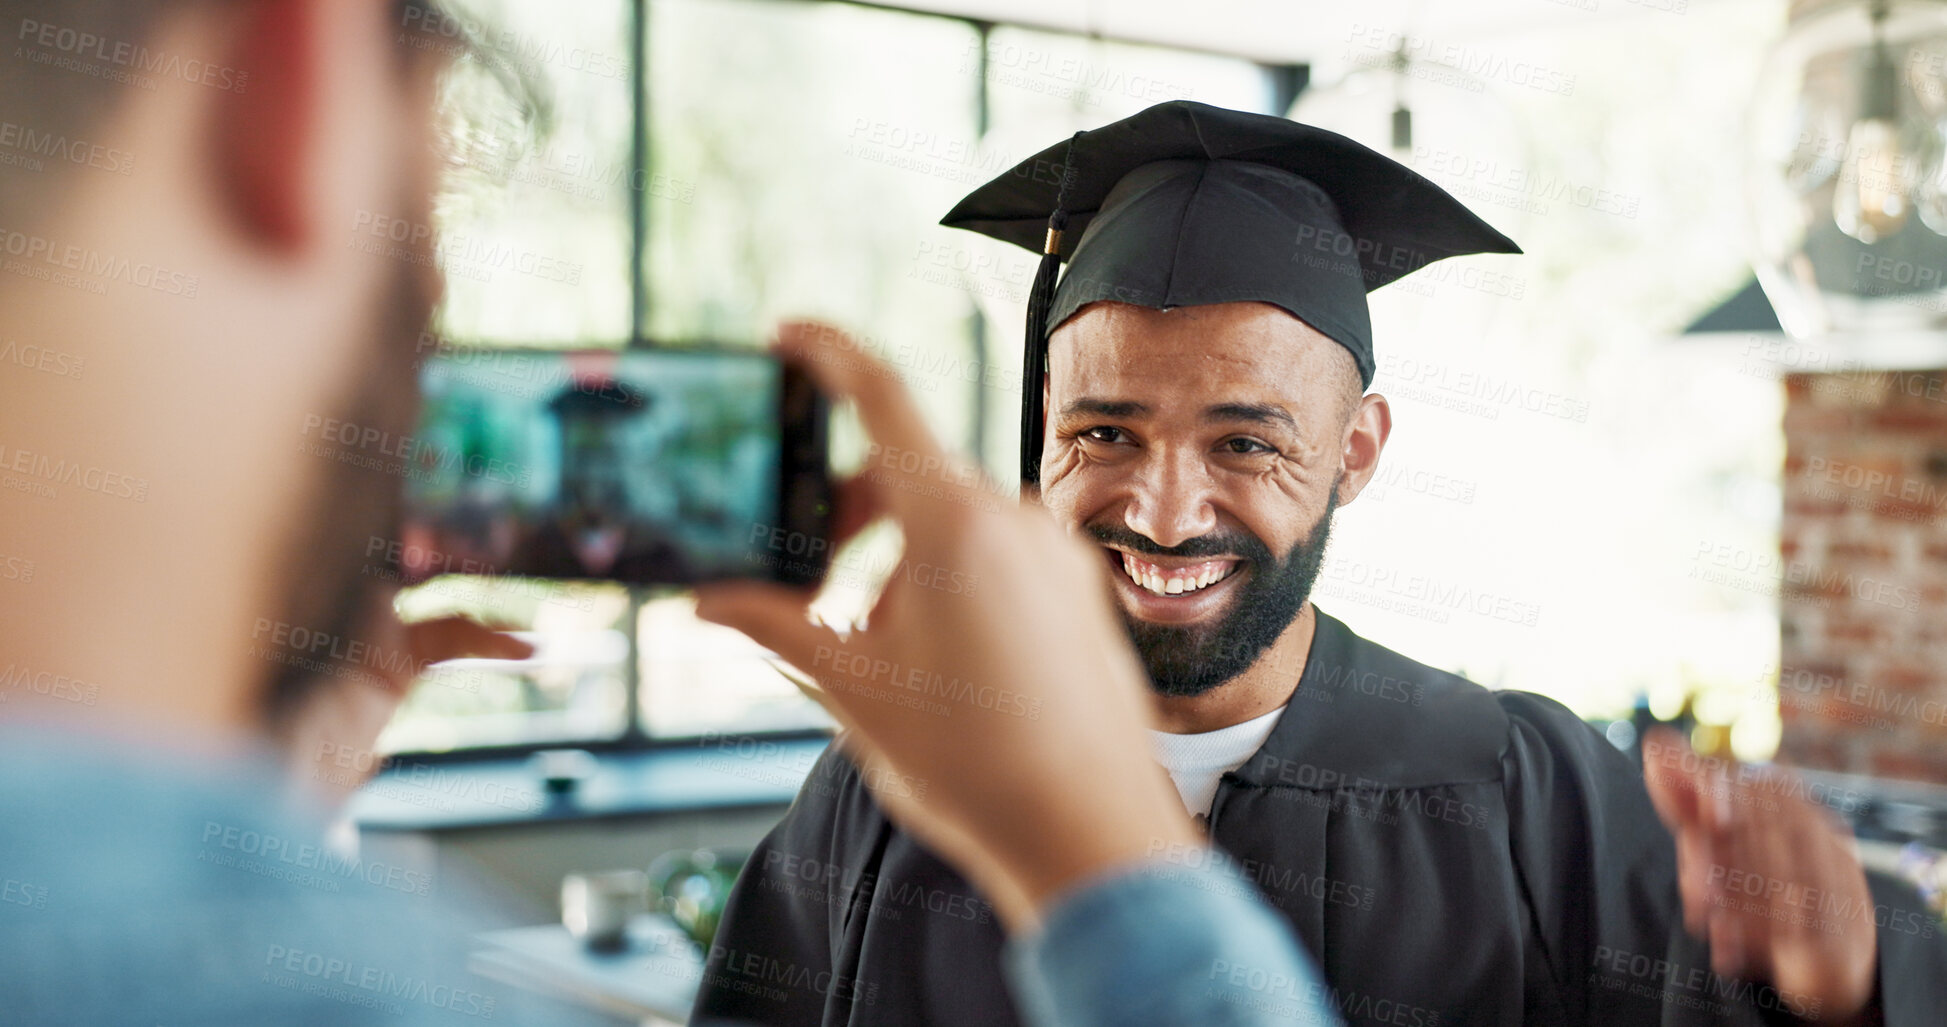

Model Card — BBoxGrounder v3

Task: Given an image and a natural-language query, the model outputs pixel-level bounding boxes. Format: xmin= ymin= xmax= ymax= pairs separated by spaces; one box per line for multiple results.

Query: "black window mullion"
xmin=621 ymin=0 xmax=652 ymax=747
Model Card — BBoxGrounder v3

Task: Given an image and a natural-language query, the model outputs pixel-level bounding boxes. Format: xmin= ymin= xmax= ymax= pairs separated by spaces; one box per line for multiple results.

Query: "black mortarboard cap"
xmin=940 ymin=100 xmax=1520 ymax=485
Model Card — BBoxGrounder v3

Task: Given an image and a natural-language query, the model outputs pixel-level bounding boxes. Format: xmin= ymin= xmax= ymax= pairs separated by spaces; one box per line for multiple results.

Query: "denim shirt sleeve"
xmin=1002 ymin=859 xmax=1345 ymax=1027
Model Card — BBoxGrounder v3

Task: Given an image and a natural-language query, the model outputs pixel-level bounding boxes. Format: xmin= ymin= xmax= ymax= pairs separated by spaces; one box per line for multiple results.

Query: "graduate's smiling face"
xmin=1038 ymin=301 xmax=1391 ymax=696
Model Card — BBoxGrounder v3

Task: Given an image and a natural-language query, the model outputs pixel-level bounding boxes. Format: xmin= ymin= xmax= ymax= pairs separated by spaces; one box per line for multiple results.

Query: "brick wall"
xmin=1780 ymin=371 xmax=1947 ymax=783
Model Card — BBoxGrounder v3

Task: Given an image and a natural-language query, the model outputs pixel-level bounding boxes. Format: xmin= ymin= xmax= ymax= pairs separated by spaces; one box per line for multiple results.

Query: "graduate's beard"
xmin=1090 ymin=485 xmax=1338 ymax=698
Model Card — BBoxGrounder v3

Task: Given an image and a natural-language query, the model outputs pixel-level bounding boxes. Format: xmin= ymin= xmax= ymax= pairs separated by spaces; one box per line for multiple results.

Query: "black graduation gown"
xmin=691 ymin=609 xmax=1947 ymax=1027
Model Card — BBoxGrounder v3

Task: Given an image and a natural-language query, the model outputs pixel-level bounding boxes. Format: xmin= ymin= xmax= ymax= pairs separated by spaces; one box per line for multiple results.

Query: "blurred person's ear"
xmin=214 ymin=0 xmax=322 ymax=251
xmin=208 ymin=0 xmax=441 ymax=259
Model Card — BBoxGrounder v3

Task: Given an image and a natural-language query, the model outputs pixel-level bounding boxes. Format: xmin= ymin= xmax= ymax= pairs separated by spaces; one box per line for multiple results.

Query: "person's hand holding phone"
xmin=695 ymin=321 xmax=1198 ymax=932
xmin=285 ymin=587 xmax=533 ymax=806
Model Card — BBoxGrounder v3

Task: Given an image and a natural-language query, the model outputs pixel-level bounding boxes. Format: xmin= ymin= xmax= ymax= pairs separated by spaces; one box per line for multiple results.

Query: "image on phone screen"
xmin=395 ymin=347 xmax=830 ymax=587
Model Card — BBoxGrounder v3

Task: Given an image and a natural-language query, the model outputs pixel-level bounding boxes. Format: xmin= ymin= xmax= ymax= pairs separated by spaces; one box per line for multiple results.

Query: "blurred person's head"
xmin=0 ymin=1 xmax=493 ymax=760
xmin=1037 ymin=301 xmax=1391 ymax=697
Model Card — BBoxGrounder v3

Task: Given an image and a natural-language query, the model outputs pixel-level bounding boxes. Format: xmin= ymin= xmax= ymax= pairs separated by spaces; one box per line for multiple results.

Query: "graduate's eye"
xmin=1080 ymin=426 xmax=1132 ymax=445
xmin=1218 ymin=436 xmax=1275 ymax=455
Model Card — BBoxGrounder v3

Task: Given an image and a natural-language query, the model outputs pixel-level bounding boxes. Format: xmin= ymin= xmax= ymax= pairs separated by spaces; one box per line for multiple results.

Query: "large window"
xmin=386 ymin=0 xmax=1789 ymax=763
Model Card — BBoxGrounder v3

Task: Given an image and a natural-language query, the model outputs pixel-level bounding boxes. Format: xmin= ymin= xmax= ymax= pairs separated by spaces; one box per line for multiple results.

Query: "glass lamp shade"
xmin=1747 ymin=0 xmax=1947 ymax=338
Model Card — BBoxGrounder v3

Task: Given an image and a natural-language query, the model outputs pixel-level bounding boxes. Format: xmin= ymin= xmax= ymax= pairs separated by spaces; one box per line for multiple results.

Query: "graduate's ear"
xmin=212 ymin=0 xmax=324 ymax=252
xmin=1333 ymin=392 xmax=1391 ymax=506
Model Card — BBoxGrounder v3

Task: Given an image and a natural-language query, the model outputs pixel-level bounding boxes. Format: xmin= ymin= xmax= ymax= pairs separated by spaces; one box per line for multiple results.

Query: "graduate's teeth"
xmin=1118 ymin=554 xmax=1236 ymax=596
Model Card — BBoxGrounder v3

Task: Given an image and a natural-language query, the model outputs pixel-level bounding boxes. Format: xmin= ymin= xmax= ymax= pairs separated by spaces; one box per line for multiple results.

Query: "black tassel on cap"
xmin=1020 ymin=131 xmax=1085 ymax=488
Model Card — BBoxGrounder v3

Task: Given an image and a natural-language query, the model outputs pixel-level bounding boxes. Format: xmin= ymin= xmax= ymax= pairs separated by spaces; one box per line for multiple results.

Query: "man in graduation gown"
xmin=691 ymin=101 xmax=1947 ymax=1027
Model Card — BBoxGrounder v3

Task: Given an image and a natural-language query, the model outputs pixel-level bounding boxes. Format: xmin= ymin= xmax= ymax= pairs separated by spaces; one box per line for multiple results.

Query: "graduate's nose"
xmin=1121 ymin=448 xmax=1219 ymax=550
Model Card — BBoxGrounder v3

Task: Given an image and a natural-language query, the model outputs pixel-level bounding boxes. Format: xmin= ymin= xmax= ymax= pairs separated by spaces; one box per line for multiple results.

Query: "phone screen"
xmin=395 ymin=347 xmax=828 ymax=586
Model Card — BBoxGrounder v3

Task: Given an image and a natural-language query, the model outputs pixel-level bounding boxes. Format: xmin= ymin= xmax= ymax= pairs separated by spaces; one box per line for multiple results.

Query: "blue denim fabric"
xmin=1005 ymin=859 xmax=1344 ymax=1027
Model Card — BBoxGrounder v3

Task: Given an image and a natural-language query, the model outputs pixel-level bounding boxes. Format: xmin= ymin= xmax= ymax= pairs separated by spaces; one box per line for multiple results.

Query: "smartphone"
xmin=394 ymin=346 xmax=832 ymax=587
